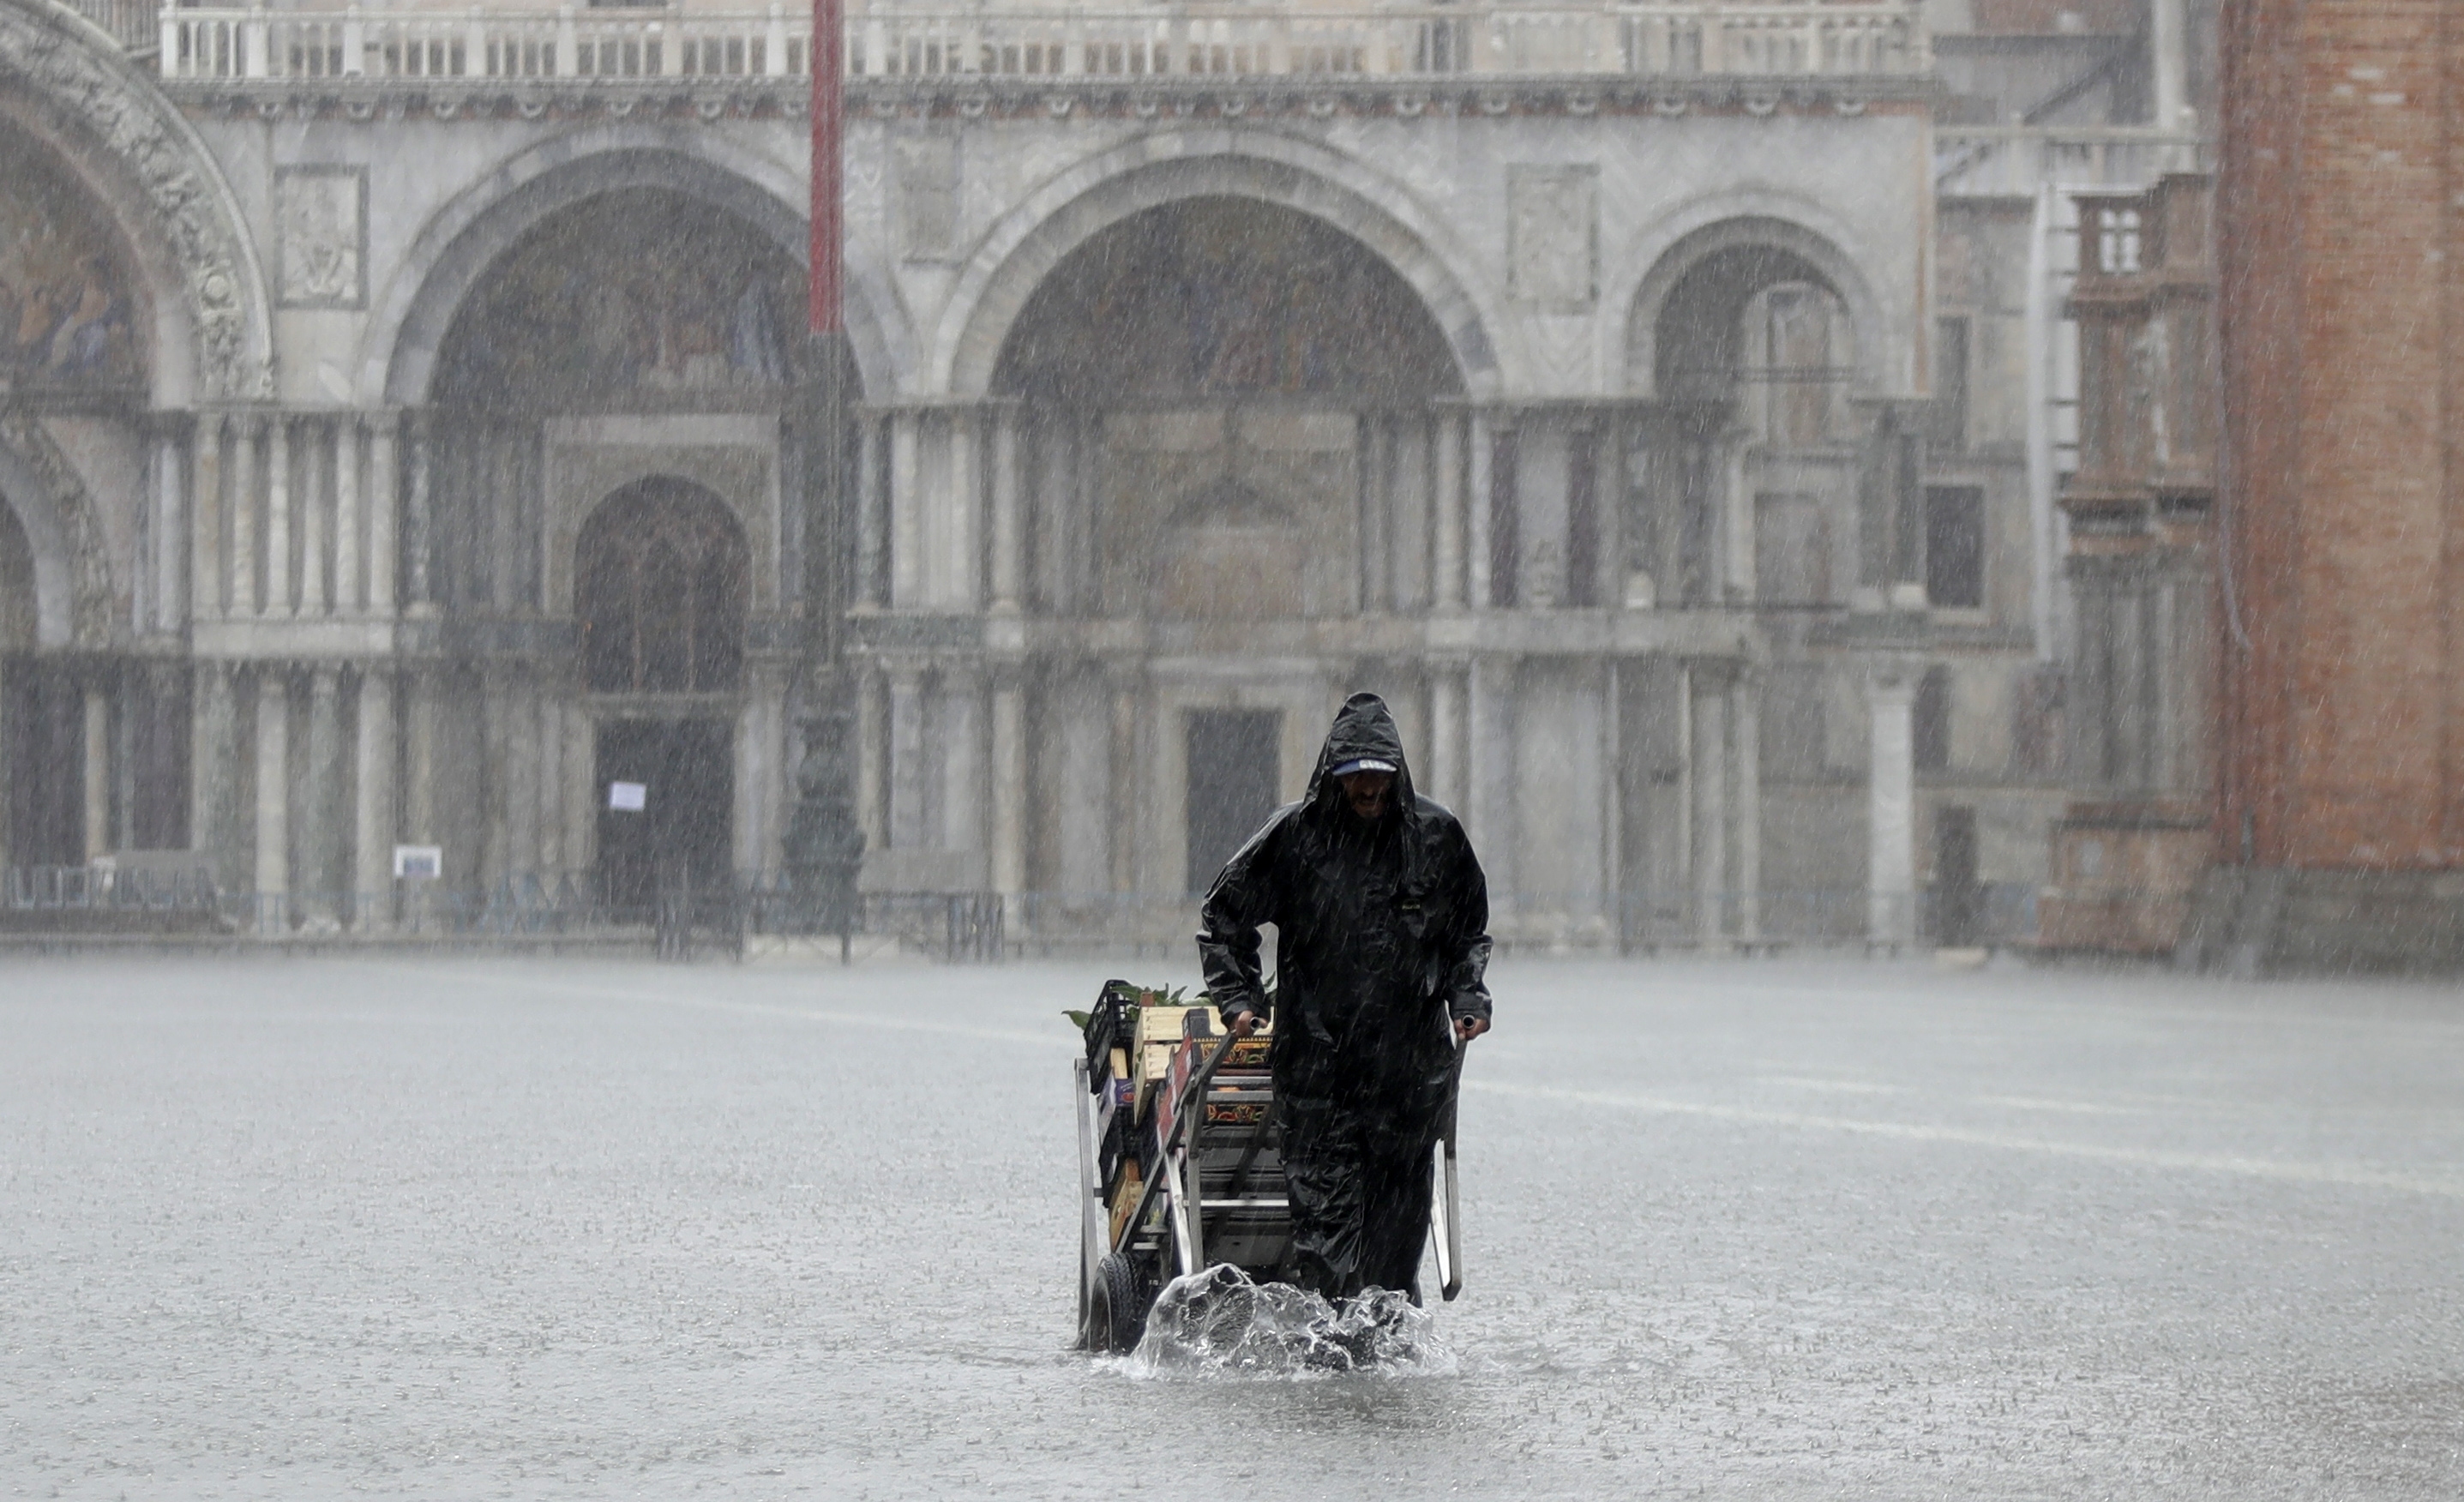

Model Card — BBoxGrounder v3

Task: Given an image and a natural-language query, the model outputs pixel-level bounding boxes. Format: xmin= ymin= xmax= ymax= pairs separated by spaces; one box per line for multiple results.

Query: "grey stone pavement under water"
xmin=4 ymin=955 xmax=2461 ymax=1499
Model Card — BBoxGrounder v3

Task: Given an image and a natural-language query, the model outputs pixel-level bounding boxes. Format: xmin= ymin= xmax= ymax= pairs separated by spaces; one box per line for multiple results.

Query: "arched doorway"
xmin=990 ymin=196 xmax=1463 ymax=894
xmin=575 ymin=478 xmax=748 ymax=915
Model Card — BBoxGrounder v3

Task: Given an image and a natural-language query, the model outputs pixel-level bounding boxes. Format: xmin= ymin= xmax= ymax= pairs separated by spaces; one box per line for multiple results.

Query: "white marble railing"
xmin=61 ymin=0 xmax=159 ymax=51
xmin=158 ymin=2 xmax=1927 ymax=82
xmin=1935 ymin=127 xmax=2209 ymax=196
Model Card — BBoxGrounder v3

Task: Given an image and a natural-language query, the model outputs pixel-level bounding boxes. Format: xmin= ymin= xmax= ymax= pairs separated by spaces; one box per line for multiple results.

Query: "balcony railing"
xmin=155 ymin=2 xmax=1927 ymax=83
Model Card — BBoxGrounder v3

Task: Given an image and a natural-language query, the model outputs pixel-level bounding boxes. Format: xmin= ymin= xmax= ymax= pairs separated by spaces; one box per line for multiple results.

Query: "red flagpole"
xmin=809 ymin=0 xmax=843 ymax=335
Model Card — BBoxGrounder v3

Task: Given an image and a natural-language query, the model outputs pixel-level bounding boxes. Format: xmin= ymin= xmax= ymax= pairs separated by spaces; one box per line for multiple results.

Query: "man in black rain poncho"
xmin=1197 ymin=692 xmax=1492 ymax=1303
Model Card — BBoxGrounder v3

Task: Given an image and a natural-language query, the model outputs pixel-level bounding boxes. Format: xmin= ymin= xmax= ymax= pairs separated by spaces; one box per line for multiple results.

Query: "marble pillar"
xmin=191 ymin=663 xmax=237 ymax=885
xmin=890 ymin=412 xmax=922 ymax=608
xmin=1467 ymin=655 xmax=1513 ymax=910
xmin=154 ymin=425 xmax=184 ymax=634
xmin=1866 ymin=667 xmax=1918 ymax=948
xmin=334 ymin=416 xmax=361 ymax=614
xmin=81 ymin=679 xmax=109 ymax=862
xmin=368 ymin=413 xmax=398 ymax=615
xmin=304 ymin=666 xmax=341 ymax=924
xmin=1732 ymin=669 xmax=1762 ymax=943
xmin=946 ymin=411 xmax=979 ymax=610
xmin=1434 ymin=412 xmax=1466 ymax=609
xmin=300 ymin=419 xmax=328 ymax=616
xmin=855 ymin=415 xmax=886 ymax=610
xmin=939 ymin=667 xmax=983 ymax=859
xmin=254 ymin=670 xmax=290 ymax=922
xmin=403 ymin=669 xmax=438 ymax=869
xmin=190 ymin=415 xmax=222 ymax=621
xmin=1467 ymin=413 xmax=1494 ymax=610
xmin=990 ymin=407 xmax=1023 ymax=614
xmin=990 ymin=674 xmax=1026 ymax=896
xmin=1108 ymin=671 xmax=1140 ymax=896
xmin=857 ymin=667 xmax=886 ymax=853
xmin=405 ymin=413 xmax=433 ymax=610
xmin=266 ymin=417 xmax=292 ymax=616
xmin=887 ymin=665 xmax=925 ymax=850
xmin=1426 ymin=660 xmax=1465 ymax=812
xmin=230 ymin=416 xmax=258 ymax=616
xmin=353 ymin=666 xmax=393 ymax=928
xmin=1691 ymin=666 xmax=1730 ymax=947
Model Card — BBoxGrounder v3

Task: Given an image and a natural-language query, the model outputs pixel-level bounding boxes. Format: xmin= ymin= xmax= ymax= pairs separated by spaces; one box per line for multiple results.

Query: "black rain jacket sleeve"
xmin=1197 ymin=692 xmax=1493 ymax=1037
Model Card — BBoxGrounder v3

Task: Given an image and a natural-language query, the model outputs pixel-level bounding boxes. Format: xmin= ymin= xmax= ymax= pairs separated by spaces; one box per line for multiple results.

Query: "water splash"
xmin=1127 ymin=1265 xmax=1457 ymax=1379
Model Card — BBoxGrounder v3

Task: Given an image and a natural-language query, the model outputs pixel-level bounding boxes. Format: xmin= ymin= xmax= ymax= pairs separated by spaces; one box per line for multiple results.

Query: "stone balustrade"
xmin=158 ymin=0 xmax=1927 ymax=83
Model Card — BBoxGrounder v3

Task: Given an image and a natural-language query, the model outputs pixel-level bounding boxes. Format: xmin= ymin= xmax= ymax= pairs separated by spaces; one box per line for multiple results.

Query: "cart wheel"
xmin=1088 ymin=1252 xmax=1150 ymax=1355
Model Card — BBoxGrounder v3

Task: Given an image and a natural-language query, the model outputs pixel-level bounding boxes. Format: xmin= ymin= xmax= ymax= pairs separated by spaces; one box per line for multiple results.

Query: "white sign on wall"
xmin=608 ymin=781 xmax=648 ymax=812
xmin=393 ymin=845 xmax=442 ymax=880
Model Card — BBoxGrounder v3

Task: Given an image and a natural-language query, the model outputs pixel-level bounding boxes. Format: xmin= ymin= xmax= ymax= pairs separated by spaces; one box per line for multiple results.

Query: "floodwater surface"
xmin=4 ymin=955 xmax=2462 ymax=1499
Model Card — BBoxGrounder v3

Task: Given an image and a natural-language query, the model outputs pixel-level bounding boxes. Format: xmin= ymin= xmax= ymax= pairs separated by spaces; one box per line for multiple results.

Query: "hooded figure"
xmin=1197 ymin=692 xmax=1493 ymax=1301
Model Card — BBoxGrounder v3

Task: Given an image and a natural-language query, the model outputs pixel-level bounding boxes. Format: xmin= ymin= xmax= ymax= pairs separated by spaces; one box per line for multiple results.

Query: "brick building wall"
xmin=2216 ymin=0 xmax=2461 ymax=872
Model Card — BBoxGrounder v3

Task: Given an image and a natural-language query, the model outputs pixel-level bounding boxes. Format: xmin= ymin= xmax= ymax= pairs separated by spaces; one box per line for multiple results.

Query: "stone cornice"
xmin=165 ymin=71 xmax=1938 ymax=125
xmin=0 ymin=0 xmax=272 ymax=400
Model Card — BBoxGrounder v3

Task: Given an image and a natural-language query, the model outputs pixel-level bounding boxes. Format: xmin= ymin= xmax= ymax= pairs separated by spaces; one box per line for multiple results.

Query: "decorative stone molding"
xmin=0 ymin=402 xmax=116 ymax=647
xmin=161 ymin=75 xmax=1934 ymax=126
xmin=0 ymin=0 xmax=272 ymax=400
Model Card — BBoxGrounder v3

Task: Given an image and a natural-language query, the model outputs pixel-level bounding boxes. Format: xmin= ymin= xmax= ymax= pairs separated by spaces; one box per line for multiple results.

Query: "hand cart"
xmin=1072 ymin=982 xmax=1468 ymax=1354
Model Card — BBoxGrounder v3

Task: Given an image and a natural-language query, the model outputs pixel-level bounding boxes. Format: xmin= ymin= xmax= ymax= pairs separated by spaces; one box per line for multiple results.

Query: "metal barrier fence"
xmin=4 ymin=867 xmax=2032 ymax=954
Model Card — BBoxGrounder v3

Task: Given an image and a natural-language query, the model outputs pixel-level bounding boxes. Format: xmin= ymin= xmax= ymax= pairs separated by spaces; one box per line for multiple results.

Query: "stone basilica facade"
xmin=0 ymin=0 xmax=2207 ymax=946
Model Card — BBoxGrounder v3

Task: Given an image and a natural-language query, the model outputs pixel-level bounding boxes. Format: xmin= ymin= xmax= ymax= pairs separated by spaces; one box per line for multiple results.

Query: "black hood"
xmin=1303 ymin=692 xmax=1417 ymax=821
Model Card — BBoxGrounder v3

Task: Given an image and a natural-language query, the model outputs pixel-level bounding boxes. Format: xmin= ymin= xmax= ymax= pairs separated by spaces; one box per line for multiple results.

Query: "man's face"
xmin=1338 ymin=770 xmax=1394 ymax=820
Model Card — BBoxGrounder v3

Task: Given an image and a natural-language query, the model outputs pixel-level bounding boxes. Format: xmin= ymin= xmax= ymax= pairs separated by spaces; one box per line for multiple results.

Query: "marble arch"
xmin=0 ymin=0 xmax=272 ymax=404
xmin=0 ymin=409 xmax=113 ymax=648
xmin=935 ymin=129 xmax=1511 ymax=400
xmin=1609 ymin=195 xmax=1898 ymax=400
xmin=366 ymin=129 xmax=910 ymax=407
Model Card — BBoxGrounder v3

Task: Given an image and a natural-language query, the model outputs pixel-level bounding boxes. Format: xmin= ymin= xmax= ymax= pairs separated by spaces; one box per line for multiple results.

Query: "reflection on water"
xmin=1128 ymin=1265 xmax=1459 ymax=1380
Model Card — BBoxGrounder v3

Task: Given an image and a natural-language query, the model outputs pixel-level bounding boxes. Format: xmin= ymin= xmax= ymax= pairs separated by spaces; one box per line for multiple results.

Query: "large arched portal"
xmin=986 ymin=197 xmax=1463 ymax=904
xmin=576 ymin=478 xmax=747 ymax=916
xmin=418 ymin=187 xmax=821 ymax=890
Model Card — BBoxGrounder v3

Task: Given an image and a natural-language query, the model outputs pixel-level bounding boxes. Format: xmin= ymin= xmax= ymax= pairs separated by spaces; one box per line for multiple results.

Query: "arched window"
xmin=576 ymin=478 xmax=748 ymax=694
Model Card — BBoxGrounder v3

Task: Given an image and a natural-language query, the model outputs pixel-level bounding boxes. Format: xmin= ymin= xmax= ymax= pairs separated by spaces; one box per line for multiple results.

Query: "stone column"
xmin=989 ymin=406 xmax=1023 ymax=614
xmin=1733 ymin=667 xmax=1762 ymax=944
xmin=496 ymin=670 xmax=534 ymax=885
xmin=990 ymin=671 xmax=1026 ymax=898
xmin=1433 ymin=411 xmax=1465 ymax=609
xmin=353 ymin=666 xmax=394 ymax=928
xmin=939 ymin=664 xmax=984 ymax=861
xmin=1467 ymin=412 xmax=1494 ymax=610
xmin=81 ymin=677 xmax=109 ymax=862
xmin=404 ymin=413 xmax=432 ymax=610
xmin=565 ymin=700 xmax=596 ymax=878
xmin=1467 ymin=655 xmax=1513 ymax=912
xmin=887 ymin=664 xmax=925 ymax=850
xmin=1426 ymin=659 xmax=1465 ymax=811
xmin=1866 ymin=665 xmax=1918 ymax=949
xmin=303 ymin=665 xmax=341 ymax=926
xmin=368 ymin=412 xmax=399 ymax=615
xmin=230 ymin=415 xmax=258 ymax=616
xmin=265 ymin=416 xmax=292 ymax=616
xmin=856 ymin=665 xmax=886 ymax=854
xmin=154 ymin=424 xmax=185 ymax=634
xmin=855 ymin=414 xmax=886 ymax=610
xmin=890 ymin=411 xmax=922 ymax=608
xmin=254 ymin=669 xmax=290 ymax=925
xmin=1722 ymin=433 xmax=1753 ymax=604
xmin=300 ymin=419 xmax=328 ymax=617
xmin=1108 ymin=667 xmax=1141 ymax=898
xmin=190 ymin=414 xmax=223 ymax=622
xmin=537 ymin=685 xmax=565 ymax=874
xmin=1691 ymin=664 xmax=1730 ymax=948
xmin=946 ymin=410 xmax=980 ymax=610
xmin=334 ymin=416 xmax=361 ymax=614
xmin=190 ymin=663 xmax=236 ymax=885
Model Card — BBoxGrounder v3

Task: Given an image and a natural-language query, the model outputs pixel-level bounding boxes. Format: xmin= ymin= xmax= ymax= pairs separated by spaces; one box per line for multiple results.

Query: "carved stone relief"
xmin=0 ymin=403 xmax=115 ymax=647
xmin=1507 ymin=164 xmax=1597 ymax=312
xmin=276 ymin=165 xmax=366 ymax=309
xmin=0 ymin=0 xmax=269 ymax=399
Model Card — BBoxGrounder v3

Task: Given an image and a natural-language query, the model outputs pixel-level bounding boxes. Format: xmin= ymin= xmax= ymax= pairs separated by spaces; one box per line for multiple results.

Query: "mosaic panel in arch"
xmin=0 ymin=122 xmax=142 ymax=390
xmin=995 ymin=197 xmax=1463 ymax=405
xmin=434 ymin=189 xmax=803 ymax=409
